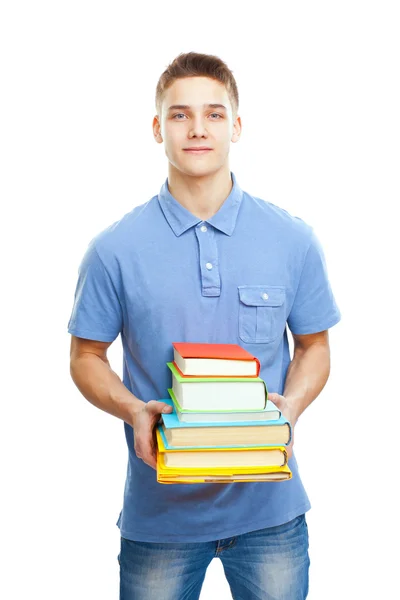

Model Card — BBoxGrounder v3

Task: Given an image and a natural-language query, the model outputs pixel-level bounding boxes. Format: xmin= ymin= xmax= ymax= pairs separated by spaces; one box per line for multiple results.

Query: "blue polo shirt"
xmin=67 ymin=171 xmax=341 ymax=542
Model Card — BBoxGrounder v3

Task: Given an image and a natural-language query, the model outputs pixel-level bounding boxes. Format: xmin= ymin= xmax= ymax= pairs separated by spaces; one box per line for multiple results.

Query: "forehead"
xmin=163 ymin=77 xmax=230 ymax=109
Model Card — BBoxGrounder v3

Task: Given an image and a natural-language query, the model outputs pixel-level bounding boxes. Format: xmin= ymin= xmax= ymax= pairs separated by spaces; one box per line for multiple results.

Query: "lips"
xmin=183 ymin=148 xmax=212 ymax=154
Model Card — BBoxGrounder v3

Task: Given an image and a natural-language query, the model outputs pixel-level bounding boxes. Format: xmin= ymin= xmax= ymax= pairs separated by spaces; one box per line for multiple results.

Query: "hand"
xmin=267 ymin=393 xmax=297 ymax=460
xmin=131 ymin=400 xmax=173 ymax=470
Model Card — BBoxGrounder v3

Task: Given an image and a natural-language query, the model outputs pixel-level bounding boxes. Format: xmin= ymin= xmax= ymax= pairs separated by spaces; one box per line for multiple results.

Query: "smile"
xmin=183 ymin=149 xmax=212 ymax=155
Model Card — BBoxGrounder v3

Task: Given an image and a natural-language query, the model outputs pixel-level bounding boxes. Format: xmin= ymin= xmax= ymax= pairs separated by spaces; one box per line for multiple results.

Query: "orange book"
xmin=172 ymin=342 xmax=261 ymax=377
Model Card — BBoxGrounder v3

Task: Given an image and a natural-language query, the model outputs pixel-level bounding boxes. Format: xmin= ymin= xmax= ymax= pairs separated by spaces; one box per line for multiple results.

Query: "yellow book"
xmin=156 ymin=429 xmax=292 ymax=483
xmin=157 ymin=455 xmax=292 ymax=483
xmin=156 ymin=427 xmax=287 ymax=468
xmin=157 ymin=470 xmax=292 ymax=483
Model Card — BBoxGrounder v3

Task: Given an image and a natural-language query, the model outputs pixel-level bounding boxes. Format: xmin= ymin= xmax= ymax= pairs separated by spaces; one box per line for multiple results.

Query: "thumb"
xmin=146 ymin=400 xmax=173 ymax=414
xmin=268 ymin=392 xmax=283 ymax=405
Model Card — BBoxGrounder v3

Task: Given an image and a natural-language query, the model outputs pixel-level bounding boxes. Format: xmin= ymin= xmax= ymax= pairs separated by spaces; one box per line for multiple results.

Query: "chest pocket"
xmin=238 ymin=285 xmax=286 ymax=344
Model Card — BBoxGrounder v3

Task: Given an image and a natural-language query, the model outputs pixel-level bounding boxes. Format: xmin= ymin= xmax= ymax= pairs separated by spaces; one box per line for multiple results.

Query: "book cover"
xmin=157 ymin=469 xmax=292 ymax=483
xmin=167 ymin=361 xmax=266 ymax=385
xmin=156 ymin=429 xmax=288 ymax=473
xmin=167 ymin=388 xmax=281 ymax=421
xmin=172 ymin=342 xmax=261 ymax=377
xmin=156 ymin=433 xmax=292 ymax=483
xmin=157 ymin=423 xmax=290 ymax=454
xmin=167 ymin=362 xmax=267 ymax=411
xmin=158 ymin=398 xmax=291 ymax=447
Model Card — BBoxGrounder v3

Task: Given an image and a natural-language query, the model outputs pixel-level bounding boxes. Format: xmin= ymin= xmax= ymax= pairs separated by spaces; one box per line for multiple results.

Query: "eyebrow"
xmin=167 ymin=103 xmax=227 ymax=112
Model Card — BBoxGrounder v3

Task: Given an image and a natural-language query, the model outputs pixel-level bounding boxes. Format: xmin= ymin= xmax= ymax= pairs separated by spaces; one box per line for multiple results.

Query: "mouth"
xmin=183 ymin=148 xmax=213 ymax=155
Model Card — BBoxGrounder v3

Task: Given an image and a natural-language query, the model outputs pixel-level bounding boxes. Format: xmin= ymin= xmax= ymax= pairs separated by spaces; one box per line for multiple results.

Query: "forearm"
xmin=283 ymin=342 xmax=331 ymax=424
xmin=70 ymin=353 xmax=145 ymax=427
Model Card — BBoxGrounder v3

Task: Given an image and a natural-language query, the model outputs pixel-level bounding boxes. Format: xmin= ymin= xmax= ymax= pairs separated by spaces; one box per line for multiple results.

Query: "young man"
xmin=68 ymin=52 xmax=341 ymax=600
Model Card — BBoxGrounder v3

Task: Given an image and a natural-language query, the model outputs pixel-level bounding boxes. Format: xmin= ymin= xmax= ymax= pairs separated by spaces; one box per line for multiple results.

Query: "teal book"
xmin=157 ymin=398 xmax=291 ymax=448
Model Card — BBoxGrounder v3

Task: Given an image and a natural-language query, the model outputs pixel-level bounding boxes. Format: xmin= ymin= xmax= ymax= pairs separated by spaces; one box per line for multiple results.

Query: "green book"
xmin=167 ymin=388 xmax=279 ymax=421
xmin=167 ymin=362 xmax=267 ymax=412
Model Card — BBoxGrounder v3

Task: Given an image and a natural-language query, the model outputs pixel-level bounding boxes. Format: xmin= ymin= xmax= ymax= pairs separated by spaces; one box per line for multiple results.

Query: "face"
xmin=153 ymin=77 xmax=241 ymax=177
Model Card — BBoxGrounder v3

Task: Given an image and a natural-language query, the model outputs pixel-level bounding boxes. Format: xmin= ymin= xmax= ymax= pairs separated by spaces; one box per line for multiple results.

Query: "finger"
xmin=285 ymin=443 xmax=293 ymax=460
xmin=287 ymin=440 xmax=294 ymax=459
xmin=146 ymin=400 xmax=173 ymax=415
xmin=137 ymin=448 xmax=157 ymax=470
xmin=135 ymin=435 xmax=156 ymax=467
xmin=146 ymin=440 xmax=158 ymax=470
xmin=143 ymin=455 xmax=157 ymax=470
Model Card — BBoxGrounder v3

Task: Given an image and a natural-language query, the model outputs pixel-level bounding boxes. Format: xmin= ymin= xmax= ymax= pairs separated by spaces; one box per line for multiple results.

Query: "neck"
xmin=167 ymin=164 xmax=233 ymax=221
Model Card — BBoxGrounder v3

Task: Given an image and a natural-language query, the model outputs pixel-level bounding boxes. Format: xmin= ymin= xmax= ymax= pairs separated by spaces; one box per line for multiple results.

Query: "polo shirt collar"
xmin=157 ymin=171 xmax=243 ymax=237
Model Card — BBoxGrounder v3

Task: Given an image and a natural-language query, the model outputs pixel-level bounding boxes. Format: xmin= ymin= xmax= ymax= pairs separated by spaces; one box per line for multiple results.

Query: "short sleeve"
xmin=287 ymin=229 xmax=341 ymax=335
xmin=67 ymin=241 xmax=123 ymax=342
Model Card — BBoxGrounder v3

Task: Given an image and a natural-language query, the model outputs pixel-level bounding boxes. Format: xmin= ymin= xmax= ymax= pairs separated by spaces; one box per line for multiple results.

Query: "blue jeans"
xmin=118 ymin=513 xmax=310 ymax=599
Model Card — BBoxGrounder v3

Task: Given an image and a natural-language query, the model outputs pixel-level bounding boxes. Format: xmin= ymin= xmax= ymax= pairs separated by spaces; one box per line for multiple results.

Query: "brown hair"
xmin=155 ymin=52 xmax=239 ymax=118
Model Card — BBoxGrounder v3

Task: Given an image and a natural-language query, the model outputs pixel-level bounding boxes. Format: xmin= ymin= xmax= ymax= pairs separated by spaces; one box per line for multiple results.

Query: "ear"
xmin=231 ymin=115 xmax=242 ymax=143
xmin=153 ymin=115 xmax=163 ymax=143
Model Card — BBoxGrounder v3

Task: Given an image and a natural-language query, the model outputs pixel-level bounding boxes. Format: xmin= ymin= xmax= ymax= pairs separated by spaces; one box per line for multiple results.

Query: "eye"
xmin=172 ymin=113 xmax=223 ymax=120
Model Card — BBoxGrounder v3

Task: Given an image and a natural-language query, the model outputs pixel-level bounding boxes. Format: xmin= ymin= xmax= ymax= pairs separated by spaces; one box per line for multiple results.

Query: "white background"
xmin=1 ymin=1 xmax=399 ymax=598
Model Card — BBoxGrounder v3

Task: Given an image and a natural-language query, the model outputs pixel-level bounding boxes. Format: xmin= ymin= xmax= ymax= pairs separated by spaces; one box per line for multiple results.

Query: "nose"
xmin=188 ymin=116 xmax=208 ymax=138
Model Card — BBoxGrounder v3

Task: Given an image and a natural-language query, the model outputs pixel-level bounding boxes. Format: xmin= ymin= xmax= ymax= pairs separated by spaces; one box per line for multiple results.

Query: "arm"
xmin=69 ymin=335 xmax=172 ymax=469
xmin=268 ymin=329 xmax=331 ymax=457
xmin=69 ymin=335 xmax=145 ymax=425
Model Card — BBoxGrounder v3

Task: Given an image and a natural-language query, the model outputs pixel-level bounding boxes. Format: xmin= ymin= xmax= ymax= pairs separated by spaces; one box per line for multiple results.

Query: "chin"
xmin=187 ymin=164 xmax=216 ymax=176
xmin=171 ymin=160 xmax=218 ymax=178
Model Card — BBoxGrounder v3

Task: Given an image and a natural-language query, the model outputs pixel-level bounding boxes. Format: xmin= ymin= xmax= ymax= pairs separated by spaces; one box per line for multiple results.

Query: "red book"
xmin=172 ymin=342 xmax=261 ymax=377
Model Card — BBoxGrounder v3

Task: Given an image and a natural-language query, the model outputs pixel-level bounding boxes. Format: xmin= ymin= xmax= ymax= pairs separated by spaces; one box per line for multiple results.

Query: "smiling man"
xmin=154 ymin=75 xmax=240 ymax=220
xmin=68 ymin=52 xmax=341 ymax=600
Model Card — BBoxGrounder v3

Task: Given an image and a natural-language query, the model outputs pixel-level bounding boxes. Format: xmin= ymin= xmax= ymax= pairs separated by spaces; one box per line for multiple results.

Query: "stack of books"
xmin=156 ymin=342 xmax=292 ymax=484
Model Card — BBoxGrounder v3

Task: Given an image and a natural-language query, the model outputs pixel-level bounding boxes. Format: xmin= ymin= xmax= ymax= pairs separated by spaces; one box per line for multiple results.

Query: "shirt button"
xmin=262 ymin=293 xmax=269 ymax=300
xmin=206 ymin=262 xmax=213 ymax=270
xmin=200 ymin=225 xmax=207 ymax=232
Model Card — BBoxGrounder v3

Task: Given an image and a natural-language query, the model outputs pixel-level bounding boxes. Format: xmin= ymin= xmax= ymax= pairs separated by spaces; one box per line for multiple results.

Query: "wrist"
xmin=283 ymin=395 xmax=300 ymax=426
xmin=129 ymin=399 xmax=146 ymax=429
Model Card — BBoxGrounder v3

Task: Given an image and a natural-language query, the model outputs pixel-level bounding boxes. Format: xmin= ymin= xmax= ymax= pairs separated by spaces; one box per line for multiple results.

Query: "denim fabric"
xmin=118 ymin=514 xmax=309 ymax=600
